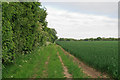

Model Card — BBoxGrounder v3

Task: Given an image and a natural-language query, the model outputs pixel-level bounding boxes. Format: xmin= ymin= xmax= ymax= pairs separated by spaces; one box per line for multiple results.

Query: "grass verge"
xmin=56 ymin=46 xmax=87 ymax=78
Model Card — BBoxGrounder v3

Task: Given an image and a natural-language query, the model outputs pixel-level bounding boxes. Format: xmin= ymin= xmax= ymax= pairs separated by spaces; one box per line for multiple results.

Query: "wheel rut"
xmin=59 ymin=45 xmax=109 ymax=78
xmin=57 ymin=52 xmax=72 ymax=78
xmin=42 ymin=56 xmax=50 ymax=78
xmin=30 ymin=56 xmax=50 ymax=79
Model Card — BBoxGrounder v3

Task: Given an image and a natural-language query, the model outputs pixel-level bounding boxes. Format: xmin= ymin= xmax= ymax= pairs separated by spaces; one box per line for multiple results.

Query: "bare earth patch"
xmin=57 ymin=52 xmax=72 ymax=78
xmin=29 ymin=61 xmax=41 ymax=80
xmin=60 ymin=46 xmax=109 ymax=78
xmin=30 ymin=56 xmax=50 ymax=80
xmin=42 ymin=56 xmax=50 ymax=78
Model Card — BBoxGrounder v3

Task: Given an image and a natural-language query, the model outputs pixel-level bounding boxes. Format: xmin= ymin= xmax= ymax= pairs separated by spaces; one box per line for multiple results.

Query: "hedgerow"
xmin=2 ymin=2 xmax=57 ymax=63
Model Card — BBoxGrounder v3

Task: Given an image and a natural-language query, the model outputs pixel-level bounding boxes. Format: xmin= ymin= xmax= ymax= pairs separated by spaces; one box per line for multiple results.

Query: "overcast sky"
xmin=41 ymin=2 xmax=118 ymax=39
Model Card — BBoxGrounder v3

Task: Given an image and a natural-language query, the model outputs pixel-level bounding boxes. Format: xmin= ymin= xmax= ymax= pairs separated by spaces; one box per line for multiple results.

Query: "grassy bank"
xmin=3 ymin=45 xmax=64 ymax=78
xmin=3 ymin=44 xmax=86 ymax=78
xmin=57 ymin=46 xmax=87 ymax=78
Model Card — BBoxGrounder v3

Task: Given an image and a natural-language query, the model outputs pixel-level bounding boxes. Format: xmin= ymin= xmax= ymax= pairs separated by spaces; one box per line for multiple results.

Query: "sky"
xmin=41 ymin=2 xmax=118 ymax=39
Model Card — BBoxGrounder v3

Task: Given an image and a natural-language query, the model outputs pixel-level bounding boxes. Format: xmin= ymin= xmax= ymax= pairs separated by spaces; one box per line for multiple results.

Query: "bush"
xmin=2 ymin=2 xmax=57 ymax=64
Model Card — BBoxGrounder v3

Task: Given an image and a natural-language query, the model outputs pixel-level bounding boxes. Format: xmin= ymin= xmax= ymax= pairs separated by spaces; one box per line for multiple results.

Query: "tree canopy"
xmin=2 ymin=2 xmax=57 ymax=63
xmin=57 ymin=37 xmax=118 ymax=41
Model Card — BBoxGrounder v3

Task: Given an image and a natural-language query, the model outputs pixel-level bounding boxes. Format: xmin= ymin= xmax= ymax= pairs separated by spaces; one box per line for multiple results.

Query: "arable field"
xmin=56 ymin=41 xmax=118 ymax=78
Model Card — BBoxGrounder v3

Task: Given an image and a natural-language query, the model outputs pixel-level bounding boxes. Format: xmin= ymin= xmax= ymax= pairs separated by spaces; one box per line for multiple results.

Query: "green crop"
xmin=56 ymin=41 xmax=118 ymax=78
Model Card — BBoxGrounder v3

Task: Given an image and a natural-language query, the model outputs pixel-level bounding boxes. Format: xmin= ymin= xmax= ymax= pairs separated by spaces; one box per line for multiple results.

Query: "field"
xmin=3 ymin=42 xmax=118 ymax=78
xmin=2 ymin=2 xmax=119 ymax=79
xmin=56 ymin=41 xmax=118 ymax=78
xmin=3 ymin=44 xmax=87 ymax=78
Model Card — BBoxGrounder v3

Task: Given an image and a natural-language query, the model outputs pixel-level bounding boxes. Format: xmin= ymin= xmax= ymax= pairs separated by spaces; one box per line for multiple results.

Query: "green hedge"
xmin=2 ymin=2 xmax=57 ymax=63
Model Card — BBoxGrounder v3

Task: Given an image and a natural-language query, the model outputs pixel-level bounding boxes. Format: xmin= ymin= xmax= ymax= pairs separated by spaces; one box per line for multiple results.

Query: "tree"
xmin=2 ymin=2 xmax=58 ymax=63
xmin=97 ymin=37 xmax=102 ymax=41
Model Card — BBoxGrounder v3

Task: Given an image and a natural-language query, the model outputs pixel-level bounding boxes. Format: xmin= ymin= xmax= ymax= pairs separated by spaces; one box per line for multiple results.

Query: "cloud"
xmin=42 ymin=2 xmax=118 ymax=18
xmin=39 ymin=0 xmax=119 ymax=2
xmin=45 ymin=6 xmax=118 ymax=39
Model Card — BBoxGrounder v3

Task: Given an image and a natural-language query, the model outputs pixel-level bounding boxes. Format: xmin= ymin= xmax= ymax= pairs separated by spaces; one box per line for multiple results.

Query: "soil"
xmin=60 ymin=46 xmax=109 ymax=78
xmin=57 ymin=52 xmax=72 ymax=78
xmin=42 ymin=56 xmax=50 ymax=78
xmin=30 ymin=56 xmax=50 ymax=79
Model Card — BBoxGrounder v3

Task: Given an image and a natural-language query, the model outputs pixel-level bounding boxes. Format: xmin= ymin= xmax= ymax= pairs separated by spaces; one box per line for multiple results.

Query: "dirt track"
xmin=57 ymin=52 xmax=72 ymax=78
xmin=60 ymin=46 xmax=109 ymax=78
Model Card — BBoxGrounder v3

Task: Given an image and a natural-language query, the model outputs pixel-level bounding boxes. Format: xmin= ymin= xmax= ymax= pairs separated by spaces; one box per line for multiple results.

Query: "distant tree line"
xmin=57 ymin=37 xmax=119 ymax=41
xmin=57 ymin=38 xmax=78 ymax=41
xmin=2 ymin=2 xmax=57 ymax=63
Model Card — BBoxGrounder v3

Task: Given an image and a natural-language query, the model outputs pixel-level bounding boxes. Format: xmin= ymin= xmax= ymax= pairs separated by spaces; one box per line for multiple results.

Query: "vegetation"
xmin=56 ymin=41 xmax=118 ymax=78
xmin=57 ymin=37 xmax=119 ymax=41
xmin=3 ymin=44 xmax=87 ymax=78
xmin=2 ymin=1 xmax=119 ymax=79
xmin=57 ymin=46 xmax=87 ymax=78
xmin=2 ymin=2 xmax=57 ymax=64
xmin=2 ymin=2 xmax=87 ymax=79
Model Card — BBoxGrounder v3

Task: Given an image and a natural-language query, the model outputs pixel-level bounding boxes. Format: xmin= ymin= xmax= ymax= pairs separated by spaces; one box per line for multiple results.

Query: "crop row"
xmin=56 ymin=41 xmax=118 ymax=78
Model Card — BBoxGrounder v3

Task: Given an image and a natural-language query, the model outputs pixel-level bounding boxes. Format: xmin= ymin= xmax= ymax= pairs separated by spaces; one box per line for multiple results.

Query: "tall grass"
xmin=2 ymin=45 xmax=64 ymax=78
xmin=57 ymin=46 xmax=87 ymax=78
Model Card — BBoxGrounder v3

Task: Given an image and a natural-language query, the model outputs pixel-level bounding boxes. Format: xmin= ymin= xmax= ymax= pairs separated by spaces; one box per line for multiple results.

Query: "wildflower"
xmin=11 ymin=76 xmax=13 ymax=78
xmin=19 ymin=65 xmax=22 ymax=67
xmin=25 ymin=60 xmax=27 ymax=63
